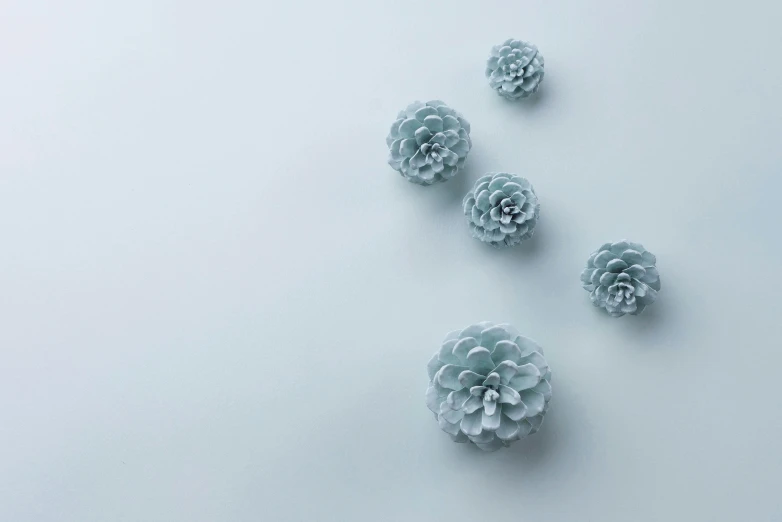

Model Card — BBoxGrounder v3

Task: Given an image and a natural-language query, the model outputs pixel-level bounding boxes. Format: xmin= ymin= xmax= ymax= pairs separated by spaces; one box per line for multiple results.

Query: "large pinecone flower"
xmin=581 ymin=240 xmax=661 ymax=317
xmin=386 ymin=100 xmax=472 ymax=185
xmin=426 ymin=322 xmax=552 ymax=452
xmin=485 ymin=39 xmax=544 ymax=100
xmin=463 ymin=173 xmax=540 ymax=248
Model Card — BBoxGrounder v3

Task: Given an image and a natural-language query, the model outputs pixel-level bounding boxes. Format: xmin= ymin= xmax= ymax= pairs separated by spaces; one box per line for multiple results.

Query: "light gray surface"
xmin=1 ymin=1 xmax=781 ymax=520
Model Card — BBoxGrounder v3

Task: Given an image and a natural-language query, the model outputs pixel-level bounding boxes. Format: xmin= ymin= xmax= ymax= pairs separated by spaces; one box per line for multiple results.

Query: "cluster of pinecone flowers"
xmin=382 ymin=38 xmax=663 ymax=452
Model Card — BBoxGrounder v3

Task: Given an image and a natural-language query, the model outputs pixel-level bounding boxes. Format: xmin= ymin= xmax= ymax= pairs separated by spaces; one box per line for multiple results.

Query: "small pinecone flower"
xmin=486 ymin=39 xmax=544 ymax=100
xmin=463 ymin=173 xmax=540 ymax=248
xmin=581 ymin=240 xmax=661 ymax=317
xmin=386 ymin=100 xmax=472 ymax=185
xmin=426 ymin=321 xmax=552 ymax=452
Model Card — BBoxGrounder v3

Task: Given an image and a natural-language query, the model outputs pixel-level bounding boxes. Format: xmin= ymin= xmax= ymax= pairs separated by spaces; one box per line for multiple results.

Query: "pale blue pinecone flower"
xmin=486 ymin=39 xmax=544 ymax=100
xmin=463 ymin=173 xmax=540 ymax=248
xmin=581 ymin=240 xmax=661 ymax=317
xmin=386 ymin=100 xmax=472 ymax=185
xmin=426 ymin=322 xmax=552 ymax=452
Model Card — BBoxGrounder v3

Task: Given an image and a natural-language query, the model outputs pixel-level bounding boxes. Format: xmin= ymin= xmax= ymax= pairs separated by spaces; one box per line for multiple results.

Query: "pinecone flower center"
xmin=420 ymin=142 xmax=443 ymax=162
xmin=504 ymin=60 xmax=523 ymax=78
xmin=483 ymin=388 xmax=500 ymax=402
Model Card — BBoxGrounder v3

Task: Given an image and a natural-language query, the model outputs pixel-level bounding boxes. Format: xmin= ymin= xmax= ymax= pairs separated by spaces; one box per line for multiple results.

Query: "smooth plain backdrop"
xmin=2 ymin=1 xmax=782 ymax=520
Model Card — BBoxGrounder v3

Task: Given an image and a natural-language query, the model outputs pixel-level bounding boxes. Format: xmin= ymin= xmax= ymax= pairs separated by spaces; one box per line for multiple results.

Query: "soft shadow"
xmin=623 ymin=290 xmax=677 ymax=341
xmin=501 ymin=411 xmax=563 ymax=469
xmin=433 ymin=166 xmax=472 ymax=208
xmin=512 ymin=222 xmax=547 ymax=259
xmin=484 ymin=396 xmax=585 ymax=482
xmin=501 ymin=207 xmax=556 ymax=261
xmin=633 ymin=300 xmax=666 ymax=326
xmin=495 ymin=76 xmax=552 ymax=116
xmin=587 ymin=285 xmax=681 ymax=347
xmin=462 ymin=231 xmax=546 ymax=264
xmin=461 ymin=205 xmax=559 ymax=266
xmin=443 ymin=421 xmax=561 ymax=469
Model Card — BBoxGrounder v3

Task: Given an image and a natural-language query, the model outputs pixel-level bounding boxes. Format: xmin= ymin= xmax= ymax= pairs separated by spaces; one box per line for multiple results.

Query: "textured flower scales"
xmin=426 ymin=321 xmax=552 ymax=452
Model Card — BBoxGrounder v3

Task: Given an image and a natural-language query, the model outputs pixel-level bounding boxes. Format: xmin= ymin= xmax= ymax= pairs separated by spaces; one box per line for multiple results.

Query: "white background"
xmin=2 ymin=1 xmax=782 ymax=520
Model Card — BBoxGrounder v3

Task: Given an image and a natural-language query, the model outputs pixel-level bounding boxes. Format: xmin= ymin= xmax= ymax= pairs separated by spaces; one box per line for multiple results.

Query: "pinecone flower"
xmin=386 ymin=100 xmax=472 ymax=185
xmin=426 ymin=322 xmax=552 ymax=452
xmin=580 ymin=240 xmax=661 ymax=317
xmin=463 ymin=173 xmax=540 ymax=248
xmin=485 ymin=39 xmax=544 ymax=100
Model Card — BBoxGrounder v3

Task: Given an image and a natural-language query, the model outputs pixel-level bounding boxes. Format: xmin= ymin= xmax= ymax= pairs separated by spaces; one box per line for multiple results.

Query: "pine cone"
xmin=463 ymin=173 xmax=540 ymax=248
xmin=486 ymin=39 xmax=544 ymax=100
xmin=426 ymin=322 xmax=552 ymax=452
xmin=580 ymin=240 xmax=661 ymax=317
xmin=386 ymin=100 xmax=472 ymax=185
